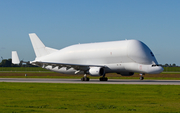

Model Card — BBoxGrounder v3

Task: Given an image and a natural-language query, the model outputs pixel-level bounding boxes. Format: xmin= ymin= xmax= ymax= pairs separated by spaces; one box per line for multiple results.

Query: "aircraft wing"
xmin=31 ymin=61 xmax=107 ymax=72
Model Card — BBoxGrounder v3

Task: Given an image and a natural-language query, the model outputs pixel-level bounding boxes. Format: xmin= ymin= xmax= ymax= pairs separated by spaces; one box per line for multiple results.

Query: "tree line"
xmin=0 ymin=59 xmax=37 ymax=67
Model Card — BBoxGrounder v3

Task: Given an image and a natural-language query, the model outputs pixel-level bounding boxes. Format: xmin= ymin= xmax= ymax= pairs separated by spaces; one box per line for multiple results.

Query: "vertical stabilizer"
xmin=12 ymin=51 xmax=20 ymax=64
xmin=29 ymin=33 xmax=46 ymax=58
xmin=29 ymin=33 xmax=58 ymax=58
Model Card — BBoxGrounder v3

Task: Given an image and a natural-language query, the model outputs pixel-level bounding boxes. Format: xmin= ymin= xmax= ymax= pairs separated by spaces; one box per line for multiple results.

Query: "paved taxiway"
xmin=0 ymin=78 xmax=180 ymax=85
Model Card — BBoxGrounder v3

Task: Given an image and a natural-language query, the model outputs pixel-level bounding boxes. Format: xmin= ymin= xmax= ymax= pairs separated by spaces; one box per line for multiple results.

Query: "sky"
xmin=0 ymin=0 xmax=180 ymax=65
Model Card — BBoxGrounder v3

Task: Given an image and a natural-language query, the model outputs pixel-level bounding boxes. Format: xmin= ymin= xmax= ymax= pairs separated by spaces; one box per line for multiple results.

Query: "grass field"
xmin=0 ymin=83 xmax=180 ymax=113
xmin=163 ymin=67 xmax=180 ymax=72
xmin=1 ymin=72 xmax=180 ymax=80
xmin=0 ymin=67 xmax=49 ymax=71
xmin=0 ymin=67 xmax=180 ymax=113
xmin=0 ymin=67 xmax=180 ymax=72
xmin=0 ymin=67 xmax=180 ymax=80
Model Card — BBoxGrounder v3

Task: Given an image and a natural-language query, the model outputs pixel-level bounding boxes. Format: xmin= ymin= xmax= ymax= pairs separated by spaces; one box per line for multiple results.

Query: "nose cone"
xmin=150 ymin=66 xmax=164 ymax=74
xmin=156 ymin=66 xmax=164 ymax=73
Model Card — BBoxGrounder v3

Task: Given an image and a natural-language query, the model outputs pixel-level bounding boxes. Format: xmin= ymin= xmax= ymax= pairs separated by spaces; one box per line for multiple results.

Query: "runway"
xmin=0 ymin=78 xmax=180 ymax=85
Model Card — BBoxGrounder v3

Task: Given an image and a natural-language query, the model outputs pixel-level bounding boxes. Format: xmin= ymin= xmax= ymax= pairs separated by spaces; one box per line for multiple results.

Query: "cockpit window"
xmin=152 ymin=64 xmax=159 ymax=67
xmin=150 ymin=52 xmax=154 ymax=57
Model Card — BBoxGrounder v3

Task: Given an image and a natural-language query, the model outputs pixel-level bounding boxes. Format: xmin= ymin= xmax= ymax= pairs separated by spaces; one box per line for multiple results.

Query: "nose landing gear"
xmin=139 ymin=73 xmax=145 ymax=80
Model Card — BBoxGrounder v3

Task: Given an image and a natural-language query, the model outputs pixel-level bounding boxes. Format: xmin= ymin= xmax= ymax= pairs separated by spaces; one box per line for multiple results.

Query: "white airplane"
xmin=12 ymin=33 xmax=164 ymax=81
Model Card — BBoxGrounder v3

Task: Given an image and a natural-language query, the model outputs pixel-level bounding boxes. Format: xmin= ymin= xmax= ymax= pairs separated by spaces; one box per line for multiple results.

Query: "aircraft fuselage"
xmin=36 ymin=40 xmax=163 ymax=75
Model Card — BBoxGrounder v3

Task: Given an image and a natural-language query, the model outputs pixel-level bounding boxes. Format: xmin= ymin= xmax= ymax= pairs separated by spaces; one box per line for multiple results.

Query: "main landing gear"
xmin=99 ymin=74 xmax=108 ymax=81
xmin=81 ymin=74 xmax=108 ymax=81
xmin=139 ymin=73 xmax=144 ymax=80
xmin=81 ymin=74 xmax=90 ymax=81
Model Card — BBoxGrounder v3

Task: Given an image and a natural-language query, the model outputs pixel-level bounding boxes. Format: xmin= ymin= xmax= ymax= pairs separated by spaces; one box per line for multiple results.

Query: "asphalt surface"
xmin=0 ymin=78 xmax=180 ymax=85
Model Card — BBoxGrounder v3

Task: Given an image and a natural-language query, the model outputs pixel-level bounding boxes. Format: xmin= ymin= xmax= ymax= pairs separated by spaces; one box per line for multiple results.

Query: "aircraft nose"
xmin=153 ymin=66 xmax=164 ymax=74
xmin=149 ymin=66 xmax=164 ymax=74
xmin=158 ymin=66 xmax=164 ymax=73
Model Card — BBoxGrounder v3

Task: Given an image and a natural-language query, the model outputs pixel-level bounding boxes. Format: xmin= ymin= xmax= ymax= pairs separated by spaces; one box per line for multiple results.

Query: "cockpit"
xmin=152 ymin=64 xmax=160 ymax=67
xmin=150 ymin=52 xmax=154 ymax=57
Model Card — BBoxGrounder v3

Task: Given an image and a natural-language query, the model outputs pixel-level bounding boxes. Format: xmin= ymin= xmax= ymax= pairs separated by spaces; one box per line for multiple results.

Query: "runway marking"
xmin=0 ymin=78 xmax=180 ymax=85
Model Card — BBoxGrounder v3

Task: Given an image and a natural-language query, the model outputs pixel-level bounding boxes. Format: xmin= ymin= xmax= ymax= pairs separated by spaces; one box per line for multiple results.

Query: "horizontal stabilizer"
xmin=12 ymin=51 xmax=20 ymax=64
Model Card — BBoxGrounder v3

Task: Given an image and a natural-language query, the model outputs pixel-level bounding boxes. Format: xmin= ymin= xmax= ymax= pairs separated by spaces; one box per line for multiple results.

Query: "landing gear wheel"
xmin=81 ymin=74 xmax=90 ymax=81
xmin=81 ymin=77 xmax=90 ymax=81
xmin=99 ymin=77 xmax=108 ymax=81
xmin=140 ymin=76 xmax=144 ymax=80
xmin=139 ymin=73 xmax=145 ymax=80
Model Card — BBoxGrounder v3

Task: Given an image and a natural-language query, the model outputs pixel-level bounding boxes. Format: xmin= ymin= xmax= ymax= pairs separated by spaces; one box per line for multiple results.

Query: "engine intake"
xmin=89 ymin=67 xmax=105 ymax=76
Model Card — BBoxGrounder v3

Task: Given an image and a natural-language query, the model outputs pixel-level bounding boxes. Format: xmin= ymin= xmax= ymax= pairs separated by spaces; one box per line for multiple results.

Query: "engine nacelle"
xmin=89 ymin=67 xmax=105 ymax=76
xmin=119 ymin=72 xmax=134 ymax=76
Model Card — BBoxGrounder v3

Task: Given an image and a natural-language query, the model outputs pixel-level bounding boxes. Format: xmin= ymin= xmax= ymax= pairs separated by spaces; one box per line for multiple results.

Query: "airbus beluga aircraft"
xmin=12 ymin=33 xmax=163 ymax=81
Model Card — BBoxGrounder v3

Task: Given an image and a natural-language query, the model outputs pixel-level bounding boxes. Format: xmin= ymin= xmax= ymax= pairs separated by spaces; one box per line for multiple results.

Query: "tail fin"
xmin=29 ymin=33 xmax=58 ymax=58
xmin=12 ymin=51 xmax=20 ymax=64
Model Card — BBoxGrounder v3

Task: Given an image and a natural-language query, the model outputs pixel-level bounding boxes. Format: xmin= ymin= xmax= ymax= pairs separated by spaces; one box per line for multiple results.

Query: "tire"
xmin=81 ymin=77 xmax=89 ymax=81
xmin=81 ymin=77 xmax=84 ymax=81
xmin=142 ymin=77 xmax=144 ymax=80
xmin=99 ymin=77 xmax=108 ymax=81
xmin=140 ymin=76 xmax=144 ymax=80
xmin=85 ymin=77 xmax=90 ymax=81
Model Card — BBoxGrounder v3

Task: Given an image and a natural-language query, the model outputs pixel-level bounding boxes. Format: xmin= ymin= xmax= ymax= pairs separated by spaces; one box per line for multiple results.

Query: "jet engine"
xmin=89 ymin=67 xmax=105 ymax=76
xmin=119 ymin=72 xmax=134 ymax=76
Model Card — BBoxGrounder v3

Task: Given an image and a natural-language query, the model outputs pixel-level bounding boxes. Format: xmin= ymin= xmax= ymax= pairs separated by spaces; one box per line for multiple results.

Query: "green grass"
xmin=0 ymin=67 xmax=180 ymax=80
xmin=163 ymin=67 xmax=180 ymax=72
xmin=0 ymin=67 xmax=180 ymax=72
xmin=0 ymin=71 xmax=54 ymax=74
xmin=1 ymin=76 xmax=180 ymax=80
xmin=1 ymin=72 xmax=180 ymax=80
xmin=0 ymin=83 xmax=180 ymax=113
xmin=0 ymin=67 xmax=49 ymax=71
